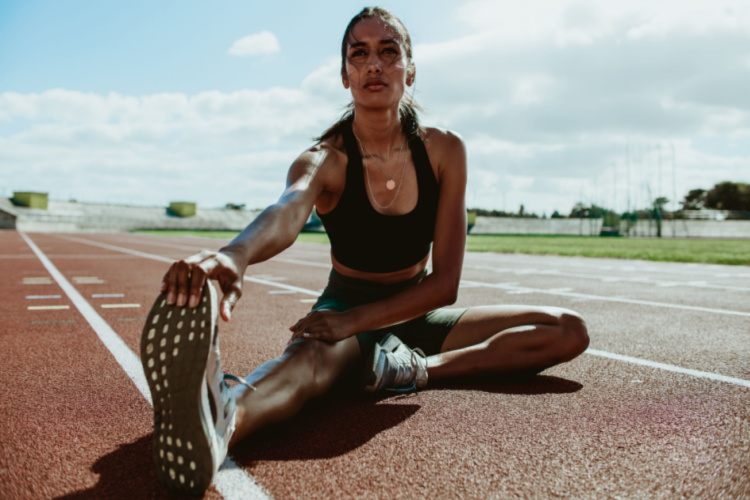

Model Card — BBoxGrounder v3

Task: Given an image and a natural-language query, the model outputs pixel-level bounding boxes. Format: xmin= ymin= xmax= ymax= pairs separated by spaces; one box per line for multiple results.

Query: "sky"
xmin=1 ymin=0 xmax=749 ymax=216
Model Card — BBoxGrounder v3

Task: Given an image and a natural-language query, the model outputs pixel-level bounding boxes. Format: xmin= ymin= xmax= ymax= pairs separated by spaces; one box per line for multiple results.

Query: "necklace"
xmin=353 ymin=125 xmax=406 ymax=191
xmin=352 ymin=125 xmax=410 ymax=210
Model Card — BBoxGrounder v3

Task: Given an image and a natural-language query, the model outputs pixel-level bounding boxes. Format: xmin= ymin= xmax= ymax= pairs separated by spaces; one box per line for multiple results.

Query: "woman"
xmin=141 ymin=7 xmax=589 ymax=495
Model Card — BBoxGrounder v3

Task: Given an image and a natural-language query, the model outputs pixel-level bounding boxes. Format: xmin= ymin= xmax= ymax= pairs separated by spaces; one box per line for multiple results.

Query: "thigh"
xmin=440 ymin=305 xmax=566 ymax=353
xmin=396 ymin=307 xmax=467 ymax=356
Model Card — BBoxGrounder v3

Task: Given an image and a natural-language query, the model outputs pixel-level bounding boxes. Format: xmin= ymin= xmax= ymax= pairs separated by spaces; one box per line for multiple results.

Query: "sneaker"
xmin=363 ymin=334 xmax=428 ymax=393
xmin=140 ymin=281 xmax=253 ymax=495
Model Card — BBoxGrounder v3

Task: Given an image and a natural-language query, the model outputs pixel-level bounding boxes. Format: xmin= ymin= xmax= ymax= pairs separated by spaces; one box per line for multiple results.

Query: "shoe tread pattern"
xmin=140 ymin=285 xmax=215 ymax=495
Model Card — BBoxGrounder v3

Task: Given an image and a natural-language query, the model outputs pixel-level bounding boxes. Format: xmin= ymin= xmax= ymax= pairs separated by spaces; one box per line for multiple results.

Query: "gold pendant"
xmin=386 ymin=180 xmax=396 ymax=190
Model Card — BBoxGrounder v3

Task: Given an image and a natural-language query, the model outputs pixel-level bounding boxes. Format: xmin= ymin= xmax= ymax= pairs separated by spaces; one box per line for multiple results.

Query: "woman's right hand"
xmin=160 ymin=250 xmax=244 ymax=322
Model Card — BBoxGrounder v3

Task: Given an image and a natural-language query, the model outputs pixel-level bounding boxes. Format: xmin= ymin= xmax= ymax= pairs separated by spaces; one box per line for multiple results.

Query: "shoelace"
xmin=223 ymin=373 xmax=257 ymax=391
xmin=387 ymin=347 xmax=426 ymax=393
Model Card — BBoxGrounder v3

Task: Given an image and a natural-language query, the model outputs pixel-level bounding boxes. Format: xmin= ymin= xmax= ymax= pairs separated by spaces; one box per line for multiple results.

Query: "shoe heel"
xmin=378 ymin=333 xmax=402 ymax=352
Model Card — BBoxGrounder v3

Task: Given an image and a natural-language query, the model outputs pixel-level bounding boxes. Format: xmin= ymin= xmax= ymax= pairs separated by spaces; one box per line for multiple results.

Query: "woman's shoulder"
xmin=420 ymin=126 xmax=467 ymax=172
xmin=421 ymin=126 xmax=466 ymax=153
xmin=287 ymin=135 xmax=348 ymax=187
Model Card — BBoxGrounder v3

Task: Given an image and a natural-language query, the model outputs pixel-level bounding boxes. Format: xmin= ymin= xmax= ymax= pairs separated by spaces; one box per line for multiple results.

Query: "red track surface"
xmin=1 ymin=230 xmax=748 ymax=499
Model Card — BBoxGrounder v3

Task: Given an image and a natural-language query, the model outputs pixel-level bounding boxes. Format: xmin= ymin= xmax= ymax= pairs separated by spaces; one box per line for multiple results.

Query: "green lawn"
xmin=465 ymin=234 xmax=750 ymax=266
xmin=132 ymin=230 xmax=749 ymax=266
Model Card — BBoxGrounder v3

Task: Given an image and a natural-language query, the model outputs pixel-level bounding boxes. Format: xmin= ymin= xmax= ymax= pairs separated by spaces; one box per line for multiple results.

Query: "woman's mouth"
xmin=364 ymin=79 xmax=387 ymax=90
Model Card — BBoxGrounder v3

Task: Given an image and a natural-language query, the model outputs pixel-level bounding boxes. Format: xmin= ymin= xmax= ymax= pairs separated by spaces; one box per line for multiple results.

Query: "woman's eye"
xmin=351 ymin=49 xmax=366 ymax=57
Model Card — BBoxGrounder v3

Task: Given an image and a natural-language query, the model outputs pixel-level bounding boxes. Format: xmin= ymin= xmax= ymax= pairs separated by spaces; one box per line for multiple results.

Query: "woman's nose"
xmin=366 ymin=54 xmax=382 ymax=74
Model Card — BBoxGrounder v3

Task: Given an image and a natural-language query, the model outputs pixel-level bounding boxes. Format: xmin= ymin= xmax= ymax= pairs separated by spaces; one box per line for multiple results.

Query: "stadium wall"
xmin=0 ymin=198 xmax=259 ymax=233
xmin=470 ymin=216 xmax=603 ymax=235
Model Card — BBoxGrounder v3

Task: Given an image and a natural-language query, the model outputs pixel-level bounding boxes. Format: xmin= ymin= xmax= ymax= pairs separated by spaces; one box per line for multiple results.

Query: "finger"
xmin=165 ymin=264 xmax=181 ymax=305
xmin=160 ymin=269 xmax=170 ymax=293
xmin=220 ymin=287 xmax=241 ymax=322
xmin=188 ymin=267 xmax=207 ymax=308
xmin=175 ymin=261 xmax=191 ymax=307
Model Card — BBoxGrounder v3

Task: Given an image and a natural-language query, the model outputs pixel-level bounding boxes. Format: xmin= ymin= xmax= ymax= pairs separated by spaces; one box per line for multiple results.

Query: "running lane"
xmin=2 ymin=231 xmax=748 ymax=498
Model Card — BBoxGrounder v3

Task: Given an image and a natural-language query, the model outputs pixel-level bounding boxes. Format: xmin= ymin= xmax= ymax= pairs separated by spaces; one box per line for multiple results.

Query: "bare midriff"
xmin=331 ymin=252 xmax=429 ymax=284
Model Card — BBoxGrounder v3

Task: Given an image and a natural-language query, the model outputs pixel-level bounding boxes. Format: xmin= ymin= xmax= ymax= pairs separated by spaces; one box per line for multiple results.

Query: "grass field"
xmin=133 ymin=230 xmax=750 ymax=266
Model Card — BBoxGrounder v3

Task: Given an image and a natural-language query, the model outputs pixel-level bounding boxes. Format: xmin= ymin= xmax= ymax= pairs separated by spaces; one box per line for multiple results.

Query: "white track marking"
xmin=101 ymin=304 xmax=141 ymax=309
xmin=587 ymin=349 xmax=750 ymax=388
xmin=246 ymin=277 xmax=319 ymax=296
xmin=58 ymin=235 xmax=749 ymax=388
xmin=92 ymin=293 xmax=125 ymax=298
xmin=26 ymin=233 xmax=271 ymax=500
xmin=28 ymin=305 xmax=70 ymax=310
xmin=26 ymin=295 xmax=62 ymax=299
xmin=464 ymin=264 xmax=750 ymax=292
xmin=460 ymin=280 xmax=750 ymax=317
xmin=21 ymin=232 xmax=152 ymax=402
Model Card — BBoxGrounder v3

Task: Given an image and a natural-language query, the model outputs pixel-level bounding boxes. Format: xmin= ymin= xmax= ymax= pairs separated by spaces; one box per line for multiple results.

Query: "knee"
xmin=557 ymin=309 xmax=589 ymax=361
xmin=282 ymin=339 xmax=328 ymax=397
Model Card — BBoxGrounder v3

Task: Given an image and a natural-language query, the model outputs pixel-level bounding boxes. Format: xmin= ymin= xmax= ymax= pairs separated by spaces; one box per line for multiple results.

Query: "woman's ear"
xmin=406 ymin=64 xmax=416 ymax=87
xmin=342 ymin=72 xmax=350 ymax=89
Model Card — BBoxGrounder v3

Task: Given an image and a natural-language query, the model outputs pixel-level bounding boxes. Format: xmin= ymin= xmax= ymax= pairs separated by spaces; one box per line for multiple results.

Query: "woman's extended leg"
xmin=229 ymin=335 xmax=360 ymax=447
xmin=427 ymin=306 xmax=589 ymax=381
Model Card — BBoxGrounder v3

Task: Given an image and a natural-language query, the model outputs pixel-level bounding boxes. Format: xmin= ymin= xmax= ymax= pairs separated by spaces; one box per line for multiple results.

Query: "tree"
xmin=705 ymin=181 xmax=750 ymax=211
xmin=681 ymin=189 xmax=706 ymax=210
xmin=569 ymin=203 xmax=588 ymax=218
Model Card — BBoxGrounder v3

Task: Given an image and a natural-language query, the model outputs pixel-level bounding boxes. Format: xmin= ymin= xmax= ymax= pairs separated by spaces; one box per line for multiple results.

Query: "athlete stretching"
xmin=140 ymin=7 xmax=589 ymax=495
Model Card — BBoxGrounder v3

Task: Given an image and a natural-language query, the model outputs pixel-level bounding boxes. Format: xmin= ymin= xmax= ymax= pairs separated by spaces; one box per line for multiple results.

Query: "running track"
xmin=1 ymin=230 xmax=748 ymax=499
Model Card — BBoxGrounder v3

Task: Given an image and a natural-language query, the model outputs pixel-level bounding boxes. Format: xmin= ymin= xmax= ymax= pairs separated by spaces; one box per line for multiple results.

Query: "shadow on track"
xmin=232 ymin=399 xmax=421 ymax=463
xmin=54 ymin=435 xmax=198 ymax=500
xmin=428 ymin=374 xmax=584 ymax=395
xmin=53 ymin=375 xmax=580 ymax=498
xmin=232 ymin=374 xmax=581 ymax=465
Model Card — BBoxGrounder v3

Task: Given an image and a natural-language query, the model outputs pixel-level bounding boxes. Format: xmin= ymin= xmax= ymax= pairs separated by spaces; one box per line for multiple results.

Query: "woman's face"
xmin=342 ymin=17 xmax=413 ymax=109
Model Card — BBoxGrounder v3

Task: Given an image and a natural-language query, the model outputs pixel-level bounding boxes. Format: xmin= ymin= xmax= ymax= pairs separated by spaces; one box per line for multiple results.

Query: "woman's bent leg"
xmin=229 ymin=335 xmax=360 ymax=447
xmin=427 ymin=305 xmax=589 ymax=381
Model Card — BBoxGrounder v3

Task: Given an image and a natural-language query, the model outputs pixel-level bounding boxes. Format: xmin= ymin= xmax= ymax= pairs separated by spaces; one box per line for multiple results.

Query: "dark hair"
xmin=316 ymin=6 xmax=422 ymax=142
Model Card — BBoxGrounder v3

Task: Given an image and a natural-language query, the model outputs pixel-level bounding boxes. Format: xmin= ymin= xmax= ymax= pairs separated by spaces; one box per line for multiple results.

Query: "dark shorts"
xmin=311 ymin=268 xmax=467 ymax=356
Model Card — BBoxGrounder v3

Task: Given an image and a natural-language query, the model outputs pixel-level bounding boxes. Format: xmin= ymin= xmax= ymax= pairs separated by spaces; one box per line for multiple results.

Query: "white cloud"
xmin=228 ymin=31 xmax=281 ymax=57
xmin=2 ymin=1 xmax=750 ymax=215
xmin=0 ymin=84 xmax=348 ymax=207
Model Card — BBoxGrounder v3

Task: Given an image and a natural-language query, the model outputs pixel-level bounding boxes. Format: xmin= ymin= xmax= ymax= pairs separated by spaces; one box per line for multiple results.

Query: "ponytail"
xmin=315 ymin=97 xmax=423 ymax=143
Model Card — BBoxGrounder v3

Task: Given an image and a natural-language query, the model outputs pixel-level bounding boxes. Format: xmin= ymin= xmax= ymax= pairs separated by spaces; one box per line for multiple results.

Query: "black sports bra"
xmin=318 ymin=118 xmax=439 ymax=273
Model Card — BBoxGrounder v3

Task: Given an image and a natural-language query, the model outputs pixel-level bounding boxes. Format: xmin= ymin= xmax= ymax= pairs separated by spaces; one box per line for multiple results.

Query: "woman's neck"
xmin=351 ymin=105 xmax=403 ymax=154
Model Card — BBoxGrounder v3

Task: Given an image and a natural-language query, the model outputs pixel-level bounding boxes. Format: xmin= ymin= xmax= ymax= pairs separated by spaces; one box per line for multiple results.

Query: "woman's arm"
xmin=162 ymin=146 xmax=334 ymax=320
xmin=290 ymin=130 xmax=468 ymax=342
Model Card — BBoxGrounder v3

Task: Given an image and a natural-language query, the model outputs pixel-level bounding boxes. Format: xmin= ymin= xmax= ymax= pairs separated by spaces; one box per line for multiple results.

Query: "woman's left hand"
xmin=288 ymin=309 xmax=353 ymax=344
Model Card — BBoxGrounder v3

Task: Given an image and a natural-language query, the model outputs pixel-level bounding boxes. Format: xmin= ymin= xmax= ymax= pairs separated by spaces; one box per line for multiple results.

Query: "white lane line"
xmin=20 ymin=232 xmax=152 ymax=402
xmin=464 ymin=263 xmax=750 ymax=291
xmin=246 ymin=277 xmax=319 ymax=296
xmin=26 ymin=295 xmax=63 ymax=299
xmin=586 ymin=349 xmax=750 ymax=388
xmin=101 ymin=304 xmax=141 ymax=309
xmin=268 ymin=290 xmax=297 ymax=295
xmin=92 ymin=293 xmax=126 ymax=298
xmin=28 ymin=233 xmax=271 ymax=500
xmin=58 ymin=235 xmax=750 ymax=389
xmin=461 ymin=280 xmax=750 ymax=318
xmin=28 ymin=305 xmax=70 ymax=311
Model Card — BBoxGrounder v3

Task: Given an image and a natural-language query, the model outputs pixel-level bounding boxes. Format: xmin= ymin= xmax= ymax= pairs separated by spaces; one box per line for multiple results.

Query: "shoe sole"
xmin=362 ymin=334 xmax=402 ymax=393
xmin=140 ymin=283 xmax=217 ymax=495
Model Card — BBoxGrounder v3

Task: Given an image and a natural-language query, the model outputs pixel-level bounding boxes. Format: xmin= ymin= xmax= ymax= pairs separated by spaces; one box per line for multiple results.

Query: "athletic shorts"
xmin=311 ymin=268 xmax=467 ymax=356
